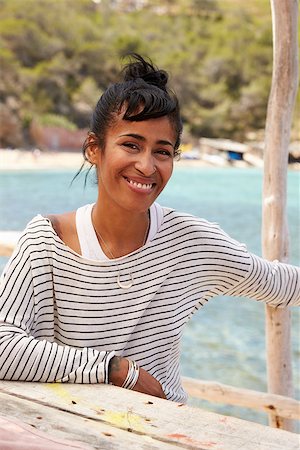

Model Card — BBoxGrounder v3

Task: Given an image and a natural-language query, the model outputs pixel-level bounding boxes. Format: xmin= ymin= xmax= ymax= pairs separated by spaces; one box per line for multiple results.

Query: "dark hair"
xmin=79 ymin=54 xmax=182 ymax=178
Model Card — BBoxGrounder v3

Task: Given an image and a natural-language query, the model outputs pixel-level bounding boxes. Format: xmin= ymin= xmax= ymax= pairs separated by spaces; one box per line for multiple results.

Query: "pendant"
xmin=117 ymin=272 xmax=133 ymax=289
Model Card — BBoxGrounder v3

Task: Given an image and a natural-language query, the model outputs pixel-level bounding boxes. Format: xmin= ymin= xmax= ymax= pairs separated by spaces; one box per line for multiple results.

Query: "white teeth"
xmin=128 ymin=179 xmax=152 ymax=190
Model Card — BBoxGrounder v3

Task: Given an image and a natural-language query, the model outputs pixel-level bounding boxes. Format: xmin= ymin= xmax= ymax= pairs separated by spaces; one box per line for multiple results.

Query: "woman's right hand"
xmin=108 ymin=356 xmax=166 ymax=399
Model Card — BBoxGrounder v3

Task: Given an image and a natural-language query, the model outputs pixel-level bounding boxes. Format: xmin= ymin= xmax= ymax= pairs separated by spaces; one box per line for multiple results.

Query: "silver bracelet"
xmin=121 ymin=360 xmax=133 ymax=388
xmin=122 ymin=360 xmax=140 ymax=390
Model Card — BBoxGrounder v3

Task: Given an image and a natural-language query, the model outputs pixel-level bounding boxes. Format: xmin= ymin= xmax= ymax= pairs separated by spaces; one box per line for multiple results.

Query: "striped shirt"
xmin=0 ymin=207 xmax=299 ymax=402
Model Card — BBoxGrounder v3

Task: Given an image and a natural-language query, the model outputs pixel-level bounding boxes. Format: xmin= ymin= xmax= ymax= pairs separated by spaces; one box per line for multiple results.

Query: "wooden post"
xmin=262 ymin=0 xmax=299 ymax=431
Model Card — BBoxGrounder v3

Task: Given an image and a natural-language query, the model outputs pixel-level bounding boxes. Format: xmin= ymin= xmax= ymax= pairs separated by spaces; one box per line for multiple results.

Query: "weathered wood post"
xmin=262 ymin=0 xmax=299 ymax=431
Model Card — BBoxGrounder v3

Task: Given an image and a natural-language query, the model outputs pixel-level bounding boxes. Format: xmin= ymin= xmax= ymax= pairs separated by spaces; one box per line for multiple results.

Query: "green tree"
xmin=0 ymin=0 xmax=280 ymax=146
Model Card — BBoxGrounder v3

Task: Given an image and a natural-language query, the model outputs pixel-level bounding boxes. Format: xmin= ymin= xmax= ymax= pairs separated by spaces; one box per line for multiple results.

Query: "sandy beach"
xmin=0 ymin=149 xmax=85 ymax=171
xmin=1 ymin=148 xmax=299 ymax=174
xmin=0 ymin=148 xmax=250 ymax=171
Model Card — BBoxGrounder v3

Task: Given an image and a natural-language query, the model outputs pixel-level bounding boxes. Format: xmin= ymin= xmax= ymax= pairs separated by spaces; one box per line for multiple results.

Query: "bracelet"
xmin=122 ymin=360 xmax=140 ymax=390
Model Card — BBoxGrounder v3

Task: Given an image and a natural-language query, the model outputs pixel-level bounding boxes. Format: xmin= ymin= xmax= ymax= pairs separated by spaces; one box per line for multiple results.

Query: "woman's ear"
xmin=85 ymin=133 xmax=100 ymax=165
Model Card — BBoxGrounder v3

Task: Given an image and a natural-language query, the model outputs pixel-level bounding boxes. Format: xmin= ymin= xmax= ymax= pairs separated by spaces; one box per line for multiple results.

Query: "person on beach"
xmin=0 ymin=54 xmax=299 ymax=402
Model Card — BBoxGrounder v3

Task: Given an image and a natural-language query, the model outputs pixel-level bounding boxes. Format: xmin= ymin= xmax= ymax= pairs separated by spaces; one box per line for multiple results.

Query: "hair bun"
xmin=123 ymin=53 xmax=169 ymax=91
xmin=142 ymin=71 xmax=168 ymax=89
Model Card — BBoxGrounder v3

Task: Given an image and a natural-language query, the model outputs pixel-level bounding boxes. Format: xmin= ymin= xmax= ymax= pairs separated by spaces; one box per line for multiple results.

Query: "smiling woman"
xmin=89 ymin=117 xmax=175 ymax=221
xmin=0 ymin=54 xmax=299 ymax=405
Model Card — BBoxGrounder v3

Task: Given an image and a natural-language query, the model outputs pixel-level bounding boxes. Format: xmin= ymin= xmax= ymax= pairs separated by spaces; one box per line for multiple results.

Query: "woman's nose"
xmin=135 ymin=153 xmax=156 ymax=176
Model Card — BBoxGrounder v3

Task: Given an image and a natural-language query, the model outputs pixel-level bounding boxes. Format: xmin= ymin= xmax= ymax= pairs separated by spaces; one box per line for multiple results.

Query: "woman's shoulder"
xmin=9 ymin=215 xmax=58 ymax=260
xmin=159 ymin=207 xmax=249 ymax=256
xmin=22 ymin=211 xmax=75 ymax=242
xmin=23 ymin=214 xmax=53 ymax=234
xmin=45 ymin=211 xmax=76 ymax=239
xmin=160 ymin=206 xmax=247 ymax=245
xmin=161 ymin=206 xmax=216 ymax=229
xmin=44 ymin=211 xmax=80 ymax=254
xmin=16 ymin=210 xmax=80 ymax=255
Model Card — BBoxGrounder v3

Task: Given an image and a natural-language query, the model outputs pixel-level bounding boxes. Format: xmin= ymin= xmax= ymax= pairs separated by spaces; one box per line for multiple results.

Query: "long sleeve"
xmin=225 ymin=252 xmax=300 ymax=307
xmin=0 ymin=227 xmax=114 ymax=383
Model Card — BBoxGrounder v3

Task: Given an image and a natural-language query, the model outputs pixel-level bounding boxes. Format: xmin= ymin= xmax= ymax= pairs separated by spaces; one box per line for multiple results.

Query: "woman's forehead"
xmin=107 ymin=114 xmax=176 ymax=143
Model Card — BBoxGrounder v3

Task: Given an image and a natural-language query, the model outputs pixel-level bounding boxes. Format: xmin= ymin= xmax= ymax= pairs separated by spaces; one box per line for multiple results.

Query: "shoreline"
xmin=1 ymin=149 xmax=299 ymax=171
xmin=0 ymin=148 xmax=223 ymax=171
xmin=0 ymin=149 xmax=84 ymax=171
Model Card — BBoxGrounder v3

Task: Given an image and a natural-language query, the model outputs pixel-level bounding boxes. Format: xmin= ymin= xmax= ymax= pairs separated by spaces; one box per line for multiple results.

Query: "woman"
xmin=0 ymin=55 xmax=299 ymax=403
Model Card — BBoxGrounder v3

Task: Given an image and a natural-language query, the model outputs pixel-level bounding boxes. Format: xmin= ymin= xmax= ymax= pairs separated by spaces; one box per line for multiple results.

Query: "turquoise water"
xmin=0 ymin=166 xmax=299 ymax=425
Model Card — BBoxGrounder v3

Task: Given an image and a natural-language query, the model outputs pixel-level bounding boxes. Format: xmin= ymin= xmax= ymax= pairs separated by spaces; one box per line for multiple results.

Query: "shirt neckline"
xmin=40 ymin=207 xmax=165 ymax=265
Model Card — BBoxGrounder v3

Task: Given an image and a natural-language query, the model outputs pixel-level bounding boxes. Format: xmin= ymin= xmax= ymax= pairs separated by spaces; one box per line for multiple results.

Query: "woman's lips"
xmin=124 ymin=176 xmax=155 ymax=192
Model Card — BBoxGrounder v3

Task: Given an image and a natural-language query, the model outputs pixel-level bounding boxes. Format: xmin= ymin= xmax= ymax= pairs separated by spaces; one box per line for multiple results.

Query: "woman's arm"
xmin=108 ymin=356 xmax=166 ymax=398
xmin=0 ymin=224 xmax=165 ymax=398
xmin=0 ymin=322 xmax=165 ymax=396
xmin=0 ymin=323 xmax=113 ymax=383
xmin=0 ymin=241 xmax=114 ymax=383
xmin=225 ymin=253 xmax=300 ymax=306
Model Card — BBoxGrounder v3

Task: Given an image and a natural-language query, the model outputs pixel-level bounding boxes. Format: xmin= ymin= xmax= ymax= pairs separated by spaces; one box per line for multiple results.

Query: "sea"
xmin=0 ymin=165 xmax=299 ymax=426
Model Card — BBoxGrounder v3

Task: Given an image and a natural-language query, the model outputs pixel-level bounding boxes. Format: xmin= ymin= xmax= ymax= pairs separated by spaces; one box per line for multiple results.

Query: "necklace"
xmin=93 ymin=213 xmax=150 ymax=289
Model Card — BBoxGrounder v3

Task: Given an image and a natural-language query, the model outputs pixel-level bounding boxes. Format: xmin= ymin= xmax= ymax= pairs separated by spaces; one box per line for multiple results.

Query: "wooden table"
xmin=0 ymin=381 xmax=299 ymax=449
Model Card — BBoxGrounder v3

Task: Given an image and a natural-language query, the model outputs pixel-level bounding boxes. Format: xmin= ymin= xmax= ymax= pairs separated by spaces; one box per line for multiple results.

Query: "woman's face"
xmin=91 ymin=114 xmax=176 ymax=214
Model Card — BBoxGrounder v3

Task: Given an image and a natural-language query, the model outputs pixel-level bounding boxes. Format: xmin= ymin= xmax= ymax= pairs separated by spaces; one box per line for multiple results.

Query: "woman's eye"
xmin=122 ymin=142 xmax=140 ymax=151
xmin=157 ymin=149 xmax=172 ymax=158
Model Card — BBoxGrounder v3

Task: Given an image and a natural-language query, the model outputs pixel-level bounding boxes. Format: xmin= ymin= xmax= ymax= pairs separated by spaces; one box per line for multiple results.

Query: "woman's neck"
xmin=92 ymin=201 xmax=150 ymax=258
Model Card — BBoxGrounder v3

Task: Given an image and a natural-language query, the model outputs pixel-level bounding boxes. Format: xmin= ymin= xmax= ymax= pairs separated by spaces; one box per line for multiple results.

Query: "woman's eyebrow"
xmin=120 ymin=133 xmax=174 ymax=147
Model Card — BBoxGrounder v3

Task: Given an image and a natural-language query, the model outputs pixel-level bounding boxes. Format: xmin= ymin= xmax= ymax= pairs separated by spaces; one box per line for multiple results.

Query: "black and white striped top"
xmin=0 ymin=207 xmax=299 ymax=402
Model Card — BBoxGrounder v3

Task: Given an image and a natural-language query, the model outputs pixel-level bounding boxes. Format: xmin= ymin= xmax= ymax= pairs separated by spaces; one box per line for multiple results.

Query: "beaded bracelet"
xmin=122 ymin=360 xmax=140 ymax=390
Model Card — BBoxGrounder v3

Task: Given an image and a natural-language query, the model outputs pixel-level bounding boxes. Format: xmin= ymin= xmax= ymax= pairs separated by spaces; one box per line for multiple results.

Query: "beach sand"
xmin=1 ymin=148 xmax=298 ymax=172
xmin=0 ymin=149 xmax=84 ymax=171
xmin=0 ymin=148 xmax=246 ymax=171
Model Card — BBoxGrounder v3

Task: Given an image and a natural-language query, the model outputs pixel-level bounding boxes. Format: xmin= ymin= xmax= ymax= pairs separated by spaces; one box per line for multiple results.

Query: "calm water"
xmin=0 ymin=166 xmax=299 ymax=425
